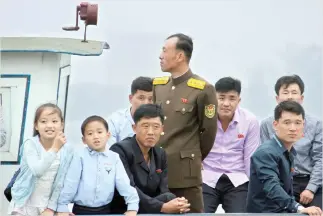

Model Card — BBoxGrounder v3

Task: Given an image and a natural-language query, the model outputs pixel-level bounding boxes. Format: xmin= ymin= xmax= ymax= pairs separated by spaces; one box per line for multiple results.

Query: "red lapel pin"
xmin=156 ymin=169 xmax=162 ymax=173
xmin=238 ymin=134 xmax=244 ymax=138
xmin=181 ymin=98 xmax=188 ymax=103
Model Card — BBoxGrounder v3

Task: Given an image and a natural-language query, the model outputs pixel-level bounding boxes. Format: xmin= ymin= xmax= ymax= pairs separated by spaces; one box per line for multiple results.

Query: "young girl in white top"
xmin=8 ymin=103 xmax=74 ymax=216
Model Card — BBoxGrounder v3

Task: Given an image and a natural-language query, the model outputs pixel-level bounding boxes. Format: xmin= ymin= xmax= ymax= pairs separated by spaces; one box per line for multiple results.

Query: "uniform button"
xmin=182 ymin=108 xmax=186 ymax=112
xmin=164 ymin=116 xmax=167 ymax=120
xmin=171 ymin=86 xmax=175 ymax=90
xmin=191 ymin=154 xmax=195 ymax=157
xmin=166 ymin=100 xmax=170 ymax=104
xmin=160 ymin=146 xmax=163 ymax=148
xmin=161 ymin=132 xmax=165 ymax=136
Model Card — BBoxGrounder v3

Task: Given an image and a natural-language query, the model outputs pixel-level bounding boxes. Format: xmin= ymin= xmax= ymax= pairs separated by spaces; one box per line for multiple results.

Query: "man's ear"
xmin=300 ymin=95 xmax=304 ymax=103
xmin=132 ymin=124 xmax=137 ymax=133
xmin=129 ymin=94 xmax=133 ymax=103
xmin=273 ymin=120 xmax=278 ymax=132
xmin=176 ymin=51 xmax=185 ymax=62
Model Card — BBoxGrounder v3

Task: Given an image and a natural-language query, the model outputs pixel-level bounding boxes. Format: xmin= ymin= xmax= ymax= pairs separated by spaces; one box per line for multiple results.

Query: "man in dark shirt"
xmin=247 ymin=101 xmax=322 ymax=215
xmin=110 ymin=104 xmax=190 ymax=214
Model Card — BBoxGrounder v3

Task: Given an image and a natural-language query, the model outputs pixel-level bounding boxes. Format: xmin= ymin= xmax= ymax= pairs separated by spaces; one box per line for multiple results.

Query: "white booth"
xmin=0 ymin=36 xmax=108 ymax=213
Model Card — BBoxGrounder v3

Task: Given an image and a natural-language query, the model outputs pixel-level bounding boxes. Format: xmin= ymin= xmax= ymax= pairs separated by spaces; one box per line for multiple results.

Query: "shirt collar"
xmin=232 ymin=107 xmax=240 ymax=123
xmin=171 ymin=69 xmax=193 ymax=86
xmin=86 ymin=146 xmax=109 ymax=157
xmin=273 ymin=134 xmax=297 ymax=156
xmin=132 ymin=135 xmax=153 ymax=163
xmin=217 ymin=107 xmax=240 ymax=128
xmin=126 ymin=107 xmax=135 ymax=125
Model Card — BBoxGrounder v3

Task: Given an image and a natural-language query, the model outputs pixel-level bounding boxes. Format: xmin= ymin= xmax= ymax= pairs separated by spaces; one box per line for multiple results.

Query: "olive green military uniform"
xmin=153 ymin=70 xmax=217 ymax=213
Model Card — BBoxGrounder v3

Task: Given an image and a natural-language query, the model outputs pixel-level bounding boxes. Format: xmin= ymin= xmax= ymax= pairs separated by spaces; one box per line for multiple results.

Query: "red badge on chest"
xmin=238 ymin=134 xmax=244 ymax=139
xmin=156 ymin=169 xmax=162 ymax=173
xmin=181 ymin=98 xmax=188 ymax=103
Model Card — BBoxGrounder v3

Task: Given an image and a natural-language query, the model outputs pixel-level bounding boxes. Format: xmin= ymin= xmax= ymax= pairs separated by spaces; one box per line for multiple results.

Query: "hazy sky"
xmin=0 ymin=0 xmax=322 ymax=144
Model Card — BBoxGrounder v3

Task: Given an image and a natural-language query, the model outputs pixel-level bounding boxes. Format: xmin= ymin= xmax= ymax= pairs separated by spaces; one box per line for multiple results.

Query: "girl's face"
xmin=34 ymin=108 xmax=64 ymax=140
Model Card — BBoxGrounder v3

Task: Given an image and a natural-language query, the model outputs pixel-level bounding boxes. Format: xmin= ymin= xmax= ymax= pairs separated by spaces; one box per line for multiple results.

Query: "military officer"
xmin=153 ymin=33 xmax=218 ymax=213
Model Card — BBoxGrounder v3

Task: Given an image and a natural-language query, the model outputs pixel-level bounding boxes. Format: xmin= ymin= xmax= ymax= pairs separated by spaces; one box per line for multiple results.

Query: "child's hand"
xmin=52 ymin=132 xmax=66 ymax=151
xmin=124 ymin=210 xmax=137 ymax=216
xmin=40 ymin=208 xmax=54 ymax=216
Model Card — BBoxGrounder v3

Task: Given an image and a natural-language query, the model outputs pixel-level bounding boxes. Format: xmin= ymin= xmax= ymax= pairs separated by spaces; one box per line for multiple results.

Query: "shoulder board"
xmin=187 ymin=78 xmax=206 ymax=90
xmin=153 ymin=76 xmax=170 ymax=85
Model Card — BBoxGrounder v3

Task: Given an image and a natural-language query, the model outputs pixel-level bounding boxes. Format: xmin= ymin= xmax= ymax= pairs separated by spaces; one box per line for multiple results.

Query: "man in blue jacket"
xmin=247 ymin=101 xmax=322 ymax=215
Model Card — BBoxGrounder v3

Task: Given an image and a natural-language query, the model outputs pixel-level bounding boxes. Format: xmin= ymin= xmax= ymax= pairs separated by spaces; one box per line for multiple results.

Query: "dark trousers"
xmin=203 ymin=174 xmax=248 ymax=213
xmin=293 ymin=175 xmax=322 ymax=208
xmin=72 ymin=203 xmax=111 ymax=215
xmin=170 ymin=185 xmax=204 ymax=213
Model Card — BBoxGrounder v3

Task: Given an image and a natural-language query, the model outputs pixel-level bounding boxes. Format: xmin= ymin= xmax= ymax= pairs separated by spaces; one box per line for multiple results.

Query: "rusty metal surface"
xmin=62 ymin=2 xmax=99 ymax=42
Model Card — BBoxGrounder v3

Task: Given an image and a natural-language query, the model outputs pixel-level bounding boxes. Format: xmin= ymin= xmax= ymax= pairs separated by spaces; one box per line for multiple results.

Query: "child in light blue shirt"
xmin=57 ymin=115 xmax=139 ymax=216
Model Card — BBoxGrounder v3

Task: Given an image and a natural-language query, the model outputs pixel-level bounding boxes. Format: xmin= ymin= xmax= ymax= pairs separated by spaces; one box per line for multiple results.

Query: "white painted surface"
xmin=0 ymin=52 xmax=71 ymax=214
xmin=0 ymin=77 xmax=27 ymax=161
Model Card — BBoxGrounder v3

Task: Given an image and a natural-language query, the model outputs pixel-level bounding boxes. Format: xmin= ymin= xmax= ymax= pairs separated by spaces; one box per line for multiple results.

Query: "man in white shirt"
xmin=107 ymin=77 xmax=153 ymax=145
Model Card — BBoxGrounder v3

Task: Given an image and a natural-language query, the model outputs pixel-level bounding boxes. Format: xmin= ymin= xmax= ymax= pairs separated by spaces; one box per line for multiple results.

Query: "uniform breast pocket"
xmin=175 ymin=104 xmax=194 ymax=115
xmin=180 ymin=149 xmax=202 ymax=178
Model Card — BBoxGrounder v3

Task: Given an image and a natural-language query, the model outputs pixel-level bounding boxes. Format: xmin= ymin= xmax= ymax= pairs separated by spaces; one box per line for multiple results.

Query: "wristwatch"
xmin=297 ymin=205 xmax=305 ymax=213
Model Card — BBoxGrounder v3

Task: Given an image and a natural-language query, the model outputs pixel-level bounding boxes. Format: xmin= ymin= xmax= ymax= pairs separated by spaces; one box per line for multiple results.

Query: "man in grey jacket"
xmin=260 ymin=75 xmax=322 ymax=208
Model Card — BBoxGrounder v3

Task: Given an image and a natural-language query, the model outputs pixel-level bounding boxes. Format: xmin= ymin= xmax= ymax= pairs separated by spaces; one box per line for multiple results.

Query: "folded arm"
xmin=244 ymin=119 xmax=260 ymax=177
xmin=111 ymin=144 xmax=165 ymax=213
xmin=23 ymin=139 xmax=57 ymax=177
xmin=56 ymin=151 xmax=82 ymax=213
xmin=159 ymin=150 xmax=171 ymax=194
xmin=252 ymin=150 xmax=299 ymax=212
xmin=197 ymin=84 xmax=218 ymax=160
xmin=115 ymin=155 xmax=139 ymax=212
xmin=307 ymin=120 xmax=322 ymax=193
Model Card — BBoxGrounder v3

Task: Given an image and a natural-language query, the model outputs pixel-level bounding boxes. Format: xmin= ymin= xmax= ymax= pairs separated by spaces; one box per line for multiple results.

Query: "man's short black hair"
xmin=275 ymin=75 xmax=304 ymax=95
xmin=81 ymin=115 xmax=109 ymax=136
xmin=215 ymin=77 xmax=241 ymax=95
xmin=131 ymin=76 xmax=153 ymax=95
xmin=274 ymin=101 xmax=305 ymax=121
xmin=167 ymin=33 xmax=193 ymax=62
xmin=133 ymin=104 xmax=164 ymax=124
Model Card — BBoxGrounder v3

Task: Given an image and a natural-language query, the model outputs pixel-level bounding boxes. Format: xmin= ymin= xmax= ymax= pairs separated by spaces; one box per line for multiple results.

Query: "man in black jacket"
xmin=110 ymin=104 xmax=190 ymax=214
